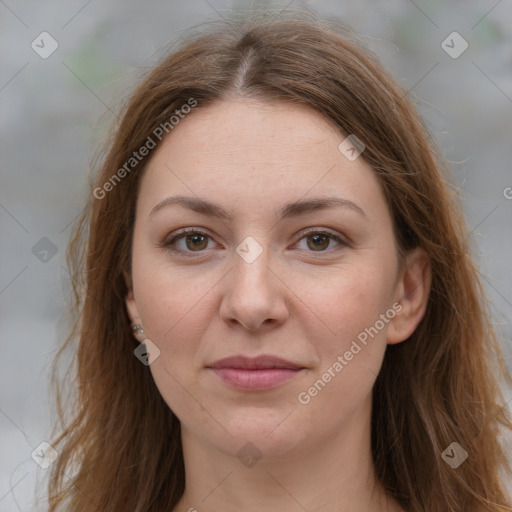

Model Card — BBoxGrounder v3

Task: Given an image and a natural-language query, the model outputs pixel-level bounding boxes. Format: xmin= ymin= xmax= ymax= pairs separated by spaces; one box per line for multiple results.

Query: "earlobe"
xmin=125 ymin=288 xmax=141 ymax=326
xmin=387 ymin=247 xmax=432 ymax=345
xmin=123 ymin=269 xmax=132 ymax=291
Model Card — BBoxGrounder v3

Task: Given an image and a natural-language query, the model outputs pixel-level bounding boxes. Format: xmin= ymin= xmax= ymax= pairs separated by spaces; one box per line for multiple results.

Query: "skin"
xmin=125 ymin=98 xmax=431 ymax=512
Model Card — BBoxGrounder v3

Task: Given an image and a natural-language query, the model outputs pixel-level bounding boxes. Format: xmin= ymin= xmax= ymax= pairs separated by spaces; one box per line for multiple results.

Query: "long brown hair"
xmin=46 ymin=11 xmax=512 ymax=512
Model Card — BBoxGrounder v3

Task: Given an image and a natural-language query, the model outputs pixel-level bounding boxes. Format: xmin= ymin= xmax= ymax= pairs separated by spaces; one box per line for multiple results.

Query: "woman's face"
xmin=126 ymin=98 xmax=406 ymax=460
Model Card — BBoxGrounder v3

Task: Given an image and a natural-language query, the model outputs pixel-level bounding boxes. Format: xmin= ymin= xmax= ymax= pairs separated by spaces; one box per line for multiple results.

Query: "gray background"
xmin=1 ymin=1 xmax=512 ymax=509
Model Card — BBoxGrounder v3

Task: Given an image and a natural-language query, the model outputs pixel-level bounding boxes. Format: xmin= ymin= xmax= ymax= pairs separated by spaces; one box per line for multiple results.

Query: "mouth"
xmin=207 ymin=355 xmax=305 ymax=391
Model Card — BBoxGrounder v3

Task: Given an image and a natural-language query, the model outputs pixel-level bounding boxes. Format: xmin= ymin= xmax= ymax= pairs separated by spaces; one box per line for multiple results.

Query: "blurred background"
xmin=1 ymin=1 xmax=511 ymax=509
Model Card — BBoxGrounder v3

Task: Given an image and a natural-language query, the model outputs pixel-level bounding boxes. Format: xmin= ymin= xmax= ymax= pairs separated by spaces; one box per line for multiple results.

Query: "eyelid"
xmin=294 ymin=227 xmax=348 ymax=244
xmin=161 ymin=227 xmax=216 ymax=250
xmin=291 ymin=228 xmax=348 ymax=253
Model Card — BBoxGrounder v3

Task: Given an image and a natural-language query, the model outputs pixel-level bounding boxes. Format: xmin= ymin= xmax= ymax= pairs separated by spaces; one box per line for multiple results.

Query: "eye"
xmin=294 ymin=230 xmax=346 ymax=252
xmin=160 ymin=227 xmax=347 ymax=257
xmin=162 ymin=228 xmax=216 ymax=256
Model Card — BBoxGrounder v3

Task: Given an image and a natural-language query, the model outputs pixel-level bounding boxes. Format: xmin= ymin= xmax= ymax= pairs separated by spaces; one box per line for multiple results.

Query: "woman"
xmin=47 ymin=11 xmax=512 ymax=512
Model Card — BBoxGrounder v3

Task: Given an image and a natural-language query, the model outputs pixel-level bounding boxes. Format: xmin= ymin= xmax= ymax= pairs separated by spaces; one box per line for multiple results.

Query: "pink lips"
xmin=207 ymin=355 xmax=305 ymax=391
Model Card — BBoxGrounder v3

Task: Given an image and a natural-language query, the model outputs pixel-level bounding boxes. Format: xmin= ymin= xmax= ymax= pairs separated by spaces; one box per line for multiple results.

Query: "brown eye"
xmin=163 ymin=229 xmax=214 ymax=256
xmin=306 ymin=233 xmax=330 ymax=251
xmin=184 ymin=233 xmax=209 ymax=251
xmin=295 ymin=230 xmax=345 ymax=253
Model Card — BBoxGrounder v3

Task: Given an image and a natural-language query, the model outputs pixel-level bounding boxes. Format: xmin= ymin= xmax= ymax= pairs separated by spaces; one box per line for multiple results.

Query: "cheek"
xmin=131 ymin=246 xmax=215 ymax=342
xmin=131 ymin=252 xmax=215 ymax=413
xmin=296 ymin=262 xmax=396 ymax=413
xmin=302 ymin=262 xmax=395 ymax=345
xmin=295 ymin=268 xmax=393 ymax=423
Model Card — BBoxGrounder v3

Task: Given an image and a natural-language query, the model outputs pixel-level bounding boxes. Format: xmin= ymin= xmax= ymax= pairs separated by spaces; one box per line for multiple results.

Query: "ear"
xmin=125 ymin=288 xmax=141 ymax=327
xmin=387 ymin=246 xmax=431 ymax=345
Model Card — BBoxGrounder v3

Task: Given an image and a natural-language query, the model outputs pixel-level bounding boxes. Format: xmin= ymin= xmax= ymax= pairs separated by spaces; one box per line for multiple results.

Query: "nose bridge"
xmin=219 ymin=233 xmax=288 ymax=330
xmin=232 ymin=234 xmax=274 ymax=295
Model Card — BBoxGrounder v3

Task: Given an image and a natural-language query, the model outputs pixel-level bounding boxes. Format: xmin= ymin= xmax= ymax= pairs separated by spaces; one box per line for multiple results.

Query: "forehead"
xmin=157 ymin=99 xmax=344 ymax=169
xmin=137 ymin=98 xmax=385 ymax=221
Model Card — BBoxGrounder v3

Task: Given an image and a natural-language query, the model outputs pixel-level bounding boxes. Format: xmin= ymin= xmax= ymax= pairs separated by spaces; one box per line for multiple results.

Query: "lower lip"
xmin=209 ymin=368 xmax=303 ymax=390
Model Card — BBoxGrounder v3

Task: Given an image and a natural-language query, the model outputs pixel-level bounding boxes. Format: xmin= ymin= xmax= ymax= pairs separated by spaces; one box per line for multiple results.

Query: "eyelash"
xmin=160 ymin=227 xmax=348 ymax=258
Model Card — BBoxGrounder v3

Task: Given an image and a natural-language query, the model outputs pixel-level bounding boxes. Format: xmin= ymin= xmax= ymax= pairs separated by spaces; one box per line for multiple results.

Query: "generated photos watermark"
xmin=94 ymin=97 xmax=198 ymax=200
xmin=297 ymin=301 xmax=402 ymax=405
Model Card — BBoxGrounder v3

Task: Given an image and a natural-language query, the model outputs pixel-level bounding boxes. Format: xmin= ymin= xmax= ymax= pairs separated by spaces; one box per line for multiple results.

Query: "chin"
xmin=209 ymin=410 xmax=310 ymax=458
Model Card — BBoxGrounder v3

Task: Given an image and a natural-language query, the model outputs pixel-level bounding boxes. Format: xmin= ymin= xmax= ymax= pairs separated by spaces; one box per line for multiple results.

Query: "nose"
xmin=219 ymin=244 xmax=289 ymax=332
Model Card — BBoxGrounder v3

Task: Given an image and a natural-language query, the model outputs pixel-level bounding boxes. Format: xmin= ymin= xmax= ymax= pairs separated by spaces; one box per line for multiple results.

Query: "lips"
xmin=207 ymin=355 xmax=305 ymax=391
xmin=208 ymin=355 xmax=303 ymax=370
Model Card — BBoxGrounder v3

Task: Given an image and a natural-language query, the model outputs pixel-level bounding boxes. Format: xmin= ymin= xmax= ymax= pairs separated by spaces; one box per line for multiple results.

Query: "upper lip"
xmin=207 ymin=355 xmax=304 ymax=370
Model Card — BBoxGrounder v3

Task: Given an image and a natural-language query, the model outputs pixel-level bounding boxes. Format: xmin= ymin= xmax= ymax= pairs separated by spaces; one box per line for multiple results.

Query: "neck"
xmin=172 ymin=396 xmax=402 ymax=512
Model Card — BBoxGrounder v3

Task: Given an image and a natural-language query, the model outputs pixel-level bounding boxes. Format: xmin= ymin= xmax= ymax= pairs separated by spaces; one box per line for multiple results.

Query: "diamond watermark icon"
xmin=338 ymin=134 xmax=365 ymax=161
xmin=237 ymin=442 xmax=262 ymax=468
xmin=236 ymin=236 xmax=263 ymax=264
xmin=441 ymin=441 xmax=468 ymax=468
xmin=32 ymin=237 xmax=58 ymax=263
xmin=31 ymin=32 xmax=59 ymax=59
xmin=31 ymin=441 xmax=59 ymax=469
xmin=441 ymin=32 xmax=468 ymax=59
xmin=134 ymin=339 xmax=161 ymax=366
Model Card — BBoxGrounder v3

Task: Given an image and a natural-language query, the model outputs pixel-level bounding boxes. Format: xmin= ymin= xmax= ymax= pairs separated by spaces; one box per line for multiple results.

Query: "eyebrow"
xmin=148 ymin=195 xmax=368 ymax=221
